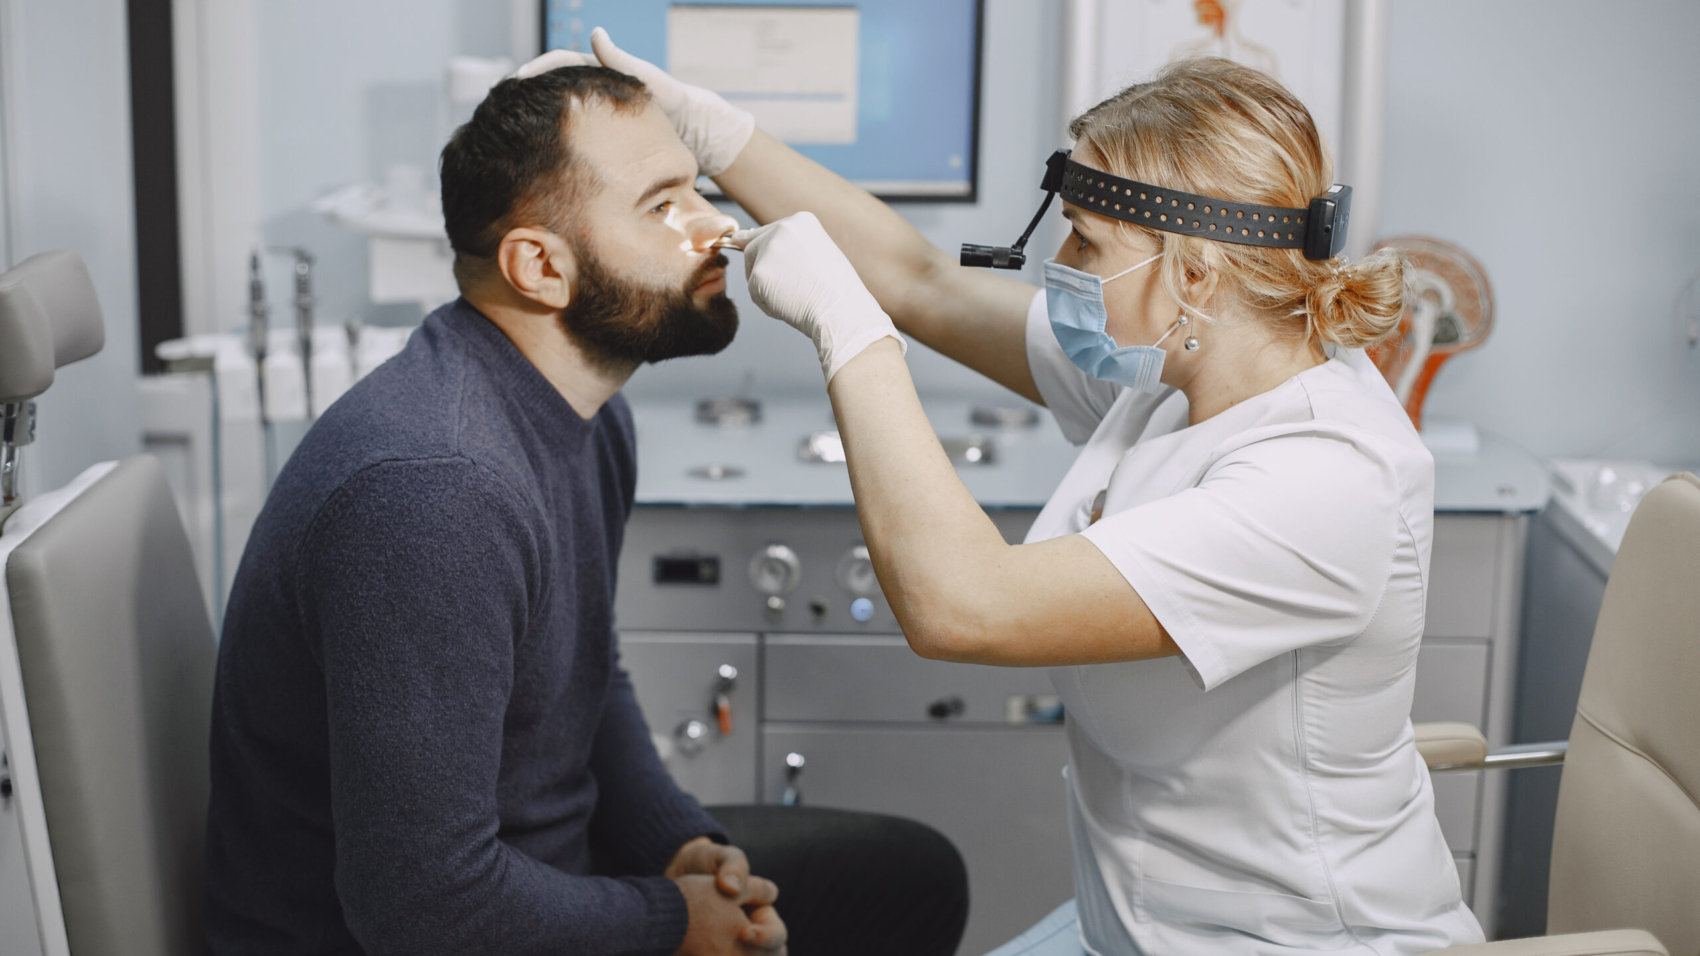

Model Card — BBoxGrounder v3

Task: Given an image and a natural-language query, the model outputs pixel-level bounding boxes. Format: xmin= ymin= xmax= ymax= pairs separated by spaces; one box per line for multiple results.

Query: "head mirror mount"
xmin=960 ymin=150 xmax=1072 ymax=270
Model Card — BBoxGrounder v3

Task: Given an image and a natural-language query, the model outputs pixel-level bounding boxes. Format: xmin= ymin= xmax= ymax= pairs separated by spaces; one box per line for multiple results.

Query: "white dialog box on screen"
xmin=667 ymin=5 xmax=860 ymax=145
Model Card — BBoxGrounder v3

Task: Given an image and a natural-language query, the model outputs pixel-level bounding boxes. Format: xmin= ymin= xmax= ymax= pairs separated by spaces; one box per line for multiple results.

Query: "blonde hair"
xmin=1068 ymin=58 xmax=1404 ymax=349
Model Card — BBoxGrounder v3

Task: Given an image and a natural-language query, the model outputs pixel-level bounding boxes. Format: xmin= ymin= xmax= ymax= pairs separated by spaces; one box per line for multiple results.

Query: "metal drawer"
xmin=762 ymin=724 xmax=1071 ymax=955
xmin=1430 ymin=770 xmax=1481 ymax=853
xmin=1427 ymin=516 xmax=1501 ymax=639
xmin=620 ymin=632 xmax=760 ymax=804
xmin=1454 ymin=853 xmax=1475 ymax=901
xmin=764 ymin=635 xmax=1060 ymax=724
xmin=1413 ymin=640 xmax=1490 ymax=726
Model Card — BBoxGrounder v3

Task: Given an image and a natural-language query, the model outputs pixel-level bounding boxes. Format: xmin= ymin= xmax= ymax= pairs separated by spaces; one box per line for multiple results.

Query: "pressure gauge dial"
xmin=837 ymin=545 xmax=878 ymax=597
xmin=749 ymin=544 xmax=803 ymax=596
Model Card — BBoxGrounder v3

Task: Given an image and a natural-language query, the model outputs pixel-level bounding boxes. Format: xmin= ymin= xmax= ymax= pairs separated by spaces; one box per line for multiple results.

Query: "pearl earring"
xmin=1178 ymin=313 xmax=1200 ymax=352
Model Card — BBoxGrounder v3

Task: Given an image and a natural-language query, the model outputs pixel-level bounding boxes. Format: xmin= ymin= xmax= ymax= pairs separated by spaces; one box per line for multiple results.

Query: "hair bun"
xmin=1306 ymin=249 xmax=1406 ymax=349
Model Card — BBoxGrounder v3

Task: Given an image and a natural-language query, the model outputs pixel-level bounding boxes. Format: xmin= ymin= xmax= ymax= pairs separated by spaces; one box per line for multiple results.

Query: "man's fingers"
xmin=715 ymin=845 xmax=750 ymax=896
xmin=737 ymin=875 xmax=779 ymax=908
xmin=739 ymin=904 xmax=789 ymax=952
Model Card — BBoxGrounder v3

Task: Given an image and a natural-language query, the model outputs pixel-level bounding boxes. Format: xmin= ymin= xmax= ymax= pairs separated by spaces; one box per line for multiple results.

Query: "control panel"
xmin=619 ymin=507 xmax=1037 ymax=633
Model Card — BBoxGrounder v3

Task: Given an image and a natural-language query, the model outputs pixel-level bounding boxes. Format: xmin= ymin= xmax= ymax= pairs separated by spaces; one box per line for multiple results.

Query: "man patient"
xmin=204 ymin=66 xmax=966 ymax=956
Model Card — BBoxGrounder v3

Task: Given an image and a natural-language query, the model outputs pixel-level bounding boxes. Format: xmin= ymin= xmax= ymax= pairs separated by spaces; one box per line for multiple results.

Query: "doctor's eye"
xmin=1072 ymin=228 xmax=1089 ymax=252
xmin=650 ymin=200 xmax=674 ymax=215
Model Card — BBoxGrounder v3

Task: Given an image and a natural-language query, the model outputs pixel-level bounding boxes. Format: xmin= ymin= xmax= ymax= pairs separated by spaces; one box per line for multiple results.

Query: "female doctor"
xmin=533 ymin=31 xmax=1486 ymax=956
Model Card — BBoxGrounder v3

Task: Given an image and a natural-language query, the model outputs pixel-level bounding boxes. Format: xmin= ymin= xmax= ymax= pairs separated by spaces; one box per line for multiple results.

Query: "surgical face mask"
xmin=1043 ymin=254 xmax=1187 ymax=392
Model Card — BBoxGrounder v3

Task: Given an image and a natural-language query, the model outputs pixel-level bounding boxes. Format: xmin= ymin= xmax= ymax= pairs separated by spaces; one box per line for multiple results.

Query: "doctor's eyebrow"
xmin=634 ymin=174 xmax=693 ymax=209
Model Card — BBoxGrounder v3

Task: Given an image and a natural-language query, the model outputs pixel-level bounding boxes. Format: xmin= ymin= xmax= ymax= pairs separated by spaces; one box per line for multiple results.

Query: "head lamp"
xmin=961 ymin=149 xmax=1353 ymax=269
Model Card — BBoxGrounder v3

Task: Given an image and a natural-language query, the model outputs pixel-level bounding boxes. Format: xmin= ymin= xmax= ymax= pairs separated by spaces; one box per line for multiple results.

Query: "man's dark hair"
xmin=440 ymin=67 xmax=651 ymax=278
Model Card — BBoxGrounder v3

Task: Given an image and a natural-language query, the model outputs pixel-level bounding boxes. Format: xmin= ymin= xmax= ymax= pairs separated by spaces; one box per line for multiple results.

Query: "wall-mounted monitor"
xmin=543 ymin=1 xmax=983 ymax=201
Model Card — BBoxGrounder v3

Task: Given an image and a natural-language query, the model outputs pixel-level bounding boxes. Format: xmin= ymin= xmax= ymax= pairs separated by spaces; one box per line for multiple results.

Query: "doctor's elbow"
xmin=898 ymin=601 xmax=991 ymax=664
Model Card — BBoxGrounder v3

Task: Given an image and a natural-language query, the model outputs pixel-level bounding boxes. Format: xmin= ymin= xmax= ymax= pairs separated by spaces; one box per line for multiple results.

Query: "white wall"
xmin=256 ymin=0 xmax=501 ymax=329
xmin=0 ymin=0 xmax=143 ymax=494
xmin=1382 ymin=0 xmax=1700 ymax=464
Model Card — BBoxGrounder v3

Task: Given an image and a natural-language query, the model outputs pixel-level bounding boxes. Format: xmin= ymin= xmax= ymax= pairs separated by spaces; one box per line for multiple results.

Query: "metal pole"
xmin=248 ymin=250 xmax=274 ymax=483
xmin=268 ymin=246 xmax=315 ymax=419
xmin=0 ymin=399 xmax=34 ymax=519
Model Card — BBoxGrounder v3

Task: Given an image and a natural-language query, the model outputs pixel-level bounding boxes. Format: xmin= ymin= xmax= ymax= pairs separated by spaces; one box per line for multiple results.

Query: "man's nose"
xmin=683 ymin=212 xmax=740 ymax=253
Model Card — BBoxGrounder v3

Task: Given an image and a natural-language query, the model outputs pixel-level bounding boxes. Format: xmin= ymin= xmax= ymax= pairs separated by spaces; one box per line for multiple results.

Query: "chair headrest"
xmin=0 ymin=251 xmax=105 ymax=403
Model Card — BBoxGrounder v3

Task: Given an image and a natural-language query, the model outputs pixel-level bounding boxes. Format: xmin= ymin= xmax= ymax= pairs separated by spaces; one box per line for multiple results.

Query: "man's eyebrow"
xmin=634 ymin=174 xmax=693 ymax=209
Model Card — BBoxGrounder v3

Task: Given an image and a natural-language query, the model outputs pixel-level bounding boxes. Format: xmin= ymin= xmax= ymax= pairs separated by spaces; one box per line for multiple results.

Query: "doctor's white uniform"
xmin=990 ymin=292 xmax=1486 ymax=956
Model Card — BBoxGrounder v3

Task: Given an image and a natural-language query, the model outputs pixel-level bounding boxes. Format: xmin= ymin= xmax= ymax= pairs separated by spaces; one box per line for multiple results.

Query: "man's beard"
xmin=559 ymin=243 xmax=739 ymax=370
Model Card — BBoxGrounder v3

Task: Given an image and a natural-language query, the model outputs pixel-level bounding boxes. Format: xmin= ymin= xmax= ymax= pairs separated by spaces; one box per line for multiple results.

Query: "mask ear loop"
xmin=1101 ymin=251 xmax=1163 ymax=285
xmin=1104 ymin=252 xmax=1201 ymax=353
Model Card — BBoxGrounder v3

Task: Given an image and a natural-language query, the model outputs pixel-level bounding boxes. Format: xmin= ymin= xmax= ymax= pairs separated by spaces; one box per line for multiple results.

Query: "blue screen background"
xmin=543 ymin=1 xmax=979 ymax=197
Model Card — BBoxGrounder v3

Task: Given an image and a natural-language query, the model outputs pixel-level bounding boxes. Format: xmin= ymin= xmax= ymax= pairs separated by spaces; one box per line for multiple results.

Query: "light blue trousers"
xmin=982 ymin=900 xmax=1087 ymax=956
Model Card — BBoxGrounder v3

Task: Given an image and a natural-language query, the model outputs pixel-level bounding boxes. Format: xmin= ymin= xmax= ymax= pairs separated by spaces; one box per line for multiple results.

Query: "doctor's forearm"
xmin=825 ymin=341 xmax=1011 ymax=657
xmin=716 ymin=132 xmax=1043 ymax=402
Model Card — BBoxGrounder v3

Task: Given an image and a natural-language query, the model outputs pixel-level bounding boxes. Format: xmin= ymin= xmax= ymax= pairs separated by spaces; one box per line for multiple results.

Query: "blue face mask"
xmin=1044 ymin=253 xmax=1186 ymax=392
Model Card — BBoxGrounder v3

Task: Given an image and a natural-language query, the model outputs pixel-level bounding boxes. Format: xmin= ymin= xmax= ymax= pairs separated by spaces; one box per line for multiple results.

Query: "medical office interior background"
xmin=1 ymin=0 xmax=1697 ymax=945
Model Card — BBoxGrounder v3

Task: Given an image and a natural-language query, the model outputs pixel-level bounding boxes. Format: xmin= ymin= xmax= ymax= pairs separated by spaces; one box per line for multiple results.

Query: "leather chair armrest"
xmin=1427 ymin=929 xmax=1668 ymax=956
xmin=1414 ymin=721 xmax=1489 ymax=769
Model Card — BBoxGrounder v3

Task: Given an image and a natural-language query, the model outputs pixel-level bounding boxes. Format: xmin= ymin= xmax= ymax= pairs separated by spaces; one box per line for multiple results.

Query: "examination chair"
xmin=1411 ymin=472 xmax=1700 ymax=956
xmin=0 ymin=250 xmax=215 ymax=956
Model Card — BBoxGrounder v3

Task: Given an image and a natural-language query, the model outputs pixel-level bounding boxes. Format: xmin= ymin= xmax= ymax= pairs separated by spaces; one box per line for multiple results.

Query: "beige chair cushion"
xmin=4 ymin=456 xmax=215 ymax=956
xmin=1549 ymin=473 xmax=1700 ymax=953
xmin=1431 ymin=928 xmax=1669 ymax=956
xmin=1415 ymin=721 xmax=1489 ymax=768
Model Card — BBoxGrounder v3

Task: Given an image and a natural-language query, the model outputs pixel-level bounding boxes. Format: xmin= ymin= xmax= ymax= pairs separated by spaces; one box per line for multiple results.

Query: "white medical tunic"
xmin=1021 ymin=292 xmax=1484 ymax=956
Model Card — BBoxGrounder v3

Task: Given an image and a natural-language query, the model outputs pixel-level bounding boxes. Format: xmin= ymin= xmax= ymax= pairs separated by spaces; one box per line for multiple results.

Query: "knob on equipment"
xmin=837 ymin=544 xmax=878 ymax=597
xmin=749 ymin=543 xmax=803 ymax=597
xmin=674 ymin=719 xmax=710 ymax=757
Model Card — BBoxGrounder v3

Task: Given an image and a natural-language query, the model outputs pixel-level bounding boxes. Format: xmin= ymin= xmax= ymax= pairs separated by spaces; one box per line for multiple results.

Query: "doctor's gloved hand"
xmin=732 ymin=212 xmax=907 ymax=385
xmin=516 ymin=28 xmax=755 ymax=178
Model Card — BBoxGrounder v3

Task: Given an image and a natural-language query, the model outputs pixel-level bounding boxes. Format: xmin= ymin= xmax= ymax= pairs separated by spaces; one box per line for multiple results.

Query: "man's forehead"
xmin=567 ymin=99 xmax=697 ymax=199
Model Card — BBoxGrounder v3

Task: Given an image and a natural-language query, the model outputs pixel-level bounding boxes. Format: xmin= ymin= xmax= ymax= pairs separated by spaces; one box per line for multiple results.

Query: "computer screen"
xmin=542 ymin=1 xmax=982 ymax=200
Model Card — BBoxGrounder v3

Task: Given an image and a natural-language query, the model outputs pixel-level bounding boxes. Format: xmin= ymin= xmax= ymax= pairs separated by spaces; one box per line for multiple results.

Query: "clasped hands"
xmin=666 ymin=836 xmax=787 ymax=956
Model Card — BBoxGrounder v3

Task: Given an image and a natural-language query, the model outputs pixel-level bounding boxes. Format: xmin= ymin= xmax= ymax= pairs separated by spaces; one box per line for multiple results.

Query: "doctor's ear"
xmin=495 ymin=227 xmax=577 ymax=310
xmin=1181 ymin=261 xmax=1221 ymax=309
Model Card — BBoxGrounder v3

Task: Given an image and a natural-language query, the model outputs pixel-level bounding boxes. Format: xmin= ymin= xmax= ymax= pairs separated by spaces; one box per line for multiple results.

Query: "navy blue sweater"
xmin=206 ymin=299 xmax=724 ymax=956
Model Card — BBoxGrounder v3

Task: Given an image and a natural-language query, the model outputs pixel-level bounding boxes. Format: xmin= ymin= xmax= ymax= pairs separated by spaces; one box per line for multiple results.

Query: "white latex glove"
xmin=511 ymin=48 xmax=599 ymax=76
xmin=733 ymin=212 xmax=906 ymax=385
xmin=514 ymin=28 xmax=754 ymax=178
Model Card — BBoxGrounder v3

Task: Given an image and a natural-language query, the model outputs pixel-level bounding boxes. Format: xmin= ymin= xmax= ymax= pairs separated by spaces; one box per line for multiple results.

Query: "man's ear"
xmin=495 ymin=227 xmax=577 ymax=310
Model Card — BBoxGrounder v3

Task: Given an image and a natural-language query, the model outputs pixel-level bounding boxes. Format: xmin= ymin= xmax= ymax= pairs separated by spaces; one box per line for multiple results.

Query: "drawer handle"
xmin=927 ymin=696 xmax=967 ymax=721
xmin=781 ymin=752 xmax=805 ymax=806
xmin=714 ymin=664 xmax=737 ymax=736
